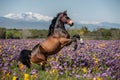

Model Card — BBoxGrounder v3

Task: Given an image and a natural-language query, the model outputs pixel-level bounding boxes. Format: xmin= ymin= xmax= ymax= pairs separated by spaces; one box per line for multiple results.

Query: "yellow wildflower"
xmin=19 ymin=63 xmax=24 ymax=69
xmin=93 ymin=54 xmax=99 ymax=64
xmin=0 ymin=45 xmax=2 ymax=48
xmin=24 ymin=74 xmax=29 ymax=80
xmin=31 ymin=74 xmax=37 ymax=78
xmin=97 ymin=77 xmax=103 ymax=80
xmin=12 ymin=76 xmax=17 ymax=80
xmin=93 ymin=54 xmax=96 ymax=58
xmin=82 ymin=67 xmax=87 ymax=73
xmin=94 ymin=58 xmax=99 ymax=63
xmin=93 ymin=77 xmax=103 ymax=80
xmin=12 ymin=45 xmax=16 ymax=49
xmin=0 ymin=49 xmax=2 ymax=53
xmin=52 ymin=69 xmax=58 ymax=73
xmin=6 ymin=72 xmax=10 ymax=77
xmin=85 ymin=45 xmax=89 ymax=49
xmin=98 ymin=43 xmax=106 ymax=49
xmin=47 ymin=57 xmax=55 ymax=61
xmin=3 ymin=58 xmax=6 ymax=61
xmin=52 ymin=69 xmax=56 ymax=73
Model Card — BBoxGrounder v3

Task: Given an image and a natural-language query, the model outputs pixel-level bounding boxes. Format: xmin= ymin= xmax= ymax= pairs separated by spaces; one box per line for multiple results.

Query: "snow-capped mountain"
xmin=0 ymin=12 xmax=120 ymax=30
xmin=4 ymin=12 xmax=53 ymax=21
xmin=0 ymin=12 xmax=53 ymax=29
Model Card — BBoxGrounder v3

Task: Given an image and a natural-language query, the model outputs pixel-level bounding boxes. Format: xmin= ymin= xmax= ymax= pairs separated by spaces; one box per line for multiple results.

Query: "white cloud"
xmin=79 ymin=21 xmax=101 ymax=24
xmin=4 ymin=12 xmax=53 ymax=21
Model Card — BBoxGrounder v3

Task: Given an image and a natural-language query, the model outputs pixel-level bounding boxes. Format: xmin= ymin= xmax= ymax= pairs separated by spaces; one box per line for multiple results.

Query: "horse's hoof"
xmin=73 ymin=34 xmax=80 ymax=40
xmin=76 ymin=34 xmax=80 ymax=40
xmin=73 ymin=44 xmax=77 ymax=51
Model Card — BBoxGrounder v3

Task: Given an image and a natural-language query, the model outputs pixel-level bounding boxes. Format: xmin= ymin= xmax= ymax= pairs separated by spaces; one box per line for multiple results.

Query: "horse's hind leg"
xmin=31 ymin=57 xmax=47 ymax=70
xmin=39 ymin=60 xmax=47 ymax=70
xmin=38 ymin=53 xmax=47 ymax=70
xmin=36 ymin=53 xmax=47 ymax=70
xmin=30 ymin=44 xmax=47 ymax=70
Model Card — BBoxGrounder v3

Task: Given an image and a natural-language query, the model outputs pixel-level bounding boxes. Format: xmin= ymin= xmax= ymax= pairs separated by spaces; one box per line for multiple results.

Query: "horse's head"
xmin=48 ymin=11 xmax=74 ymax=36
xmin=57 ymin=11 xmax=74 ymax=26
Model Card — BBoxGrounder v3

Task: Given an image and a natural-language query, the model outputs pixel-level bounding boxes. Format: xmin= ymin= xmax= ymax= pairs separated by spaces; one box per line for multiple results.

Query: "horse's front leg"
xmin=60 ymin=38 xmax=73 ymax=48
xmin=71 ymin=34 xmax=80 ymax=50
xmin=60 ymin=34 xmax=80 ymax=50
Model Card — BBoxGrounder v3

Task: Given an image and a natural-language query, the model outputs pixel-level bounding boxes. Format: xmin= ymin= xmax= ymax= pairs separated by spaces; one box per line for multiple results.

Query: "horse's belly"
xmin=41 ymin=38 xmax=61 ymax=54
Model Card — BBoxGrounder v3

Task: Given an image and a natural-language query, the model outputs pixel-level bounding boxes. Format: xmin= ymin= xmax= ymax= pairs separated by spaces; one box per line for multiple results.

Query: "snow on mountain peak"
xmin=4 ymin=12 xmax=53 ymax=21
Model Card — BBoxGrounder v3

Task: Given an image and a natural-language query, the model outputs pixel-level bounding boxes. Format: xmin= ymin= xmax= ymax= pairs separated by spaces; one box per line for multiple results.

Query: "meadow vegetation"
xmin=0 ymin=40 xmax=120 ymax=80
xmin=0 ymin=27 xmax=120 ymax=40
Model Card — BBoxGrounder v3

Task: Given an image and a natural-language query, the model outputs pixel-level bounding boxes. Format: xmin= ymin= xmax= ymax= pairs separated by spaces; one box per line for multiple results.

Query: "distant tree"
xmin=29 ymin=29 xmax=40 ymax=38
xmin=90 ymin=28 xmax=112 ymax=40
xmin=1 ymin=27 xmax=119 ymax=40
xmin=68 ymin=28 xmax=80 ymax=37
xmin=5 ymin=30 xmax=14 ymax=39
xmin=5 ymin=29 xmax=22 ymax=39
xmin=0 ymin=27 xmax=6 ymax=39
xmin=22 ymin=29 xmax=32 ymax=39
xmin=100 ymin=28 xmax=111 ymax=39
xmin=110 ymin=28 xmax=120 ymax=39
xmin=39 ymin=30 xmax=48 ymax=38
xmin=79 ymin=26 xmax=88 ymax=36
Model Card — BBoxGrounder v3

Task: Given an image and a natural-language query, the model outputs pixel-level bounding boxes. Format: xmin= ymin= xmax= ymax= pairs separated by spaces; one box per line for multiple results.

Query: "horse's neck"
xmin=54 ymin=22 xmax=70 ymax=38
xmin=54 ymin=21 xmax=65 ymax=31
xmin=48 ymin=19 xmax=70 ymax=38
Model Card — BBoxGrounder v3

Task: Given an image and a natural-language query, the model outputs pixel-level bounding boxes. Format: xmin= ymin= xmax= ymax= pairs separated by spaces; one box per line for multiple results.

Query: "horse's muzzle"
xmin=70 ymin=23 xmax=74 ymax=26
xmin=68 ymin=20 xmax=74 ymax=26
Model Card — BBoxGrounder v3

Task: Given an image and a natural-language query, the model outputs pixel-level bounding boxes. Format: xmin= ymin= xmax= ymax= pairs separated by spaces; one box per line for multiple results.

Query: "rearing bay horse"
xmin=19 ymin=11 xmax=80 ymax=70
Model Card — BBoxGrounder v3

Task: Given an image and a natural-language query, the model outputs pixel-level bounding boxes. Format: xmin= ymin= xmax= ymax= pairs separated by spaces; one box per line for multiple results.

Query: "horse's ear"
xmin=63 ymin=10 xmax=67 ymax=14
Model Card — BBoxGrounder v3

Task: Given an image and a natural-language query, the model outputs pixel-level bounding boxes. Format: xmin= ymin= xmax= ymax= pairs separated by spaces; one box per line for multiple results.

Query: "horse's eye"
xmin=66 ymin=17 xmax=70 ymax=19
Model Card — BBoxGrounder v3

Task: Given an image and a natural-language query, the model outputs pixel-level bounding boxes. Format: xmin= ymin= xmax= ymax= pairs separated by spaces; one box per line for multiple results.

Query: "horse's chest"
xmin=53 ymin=29 xmax=70 ymax=38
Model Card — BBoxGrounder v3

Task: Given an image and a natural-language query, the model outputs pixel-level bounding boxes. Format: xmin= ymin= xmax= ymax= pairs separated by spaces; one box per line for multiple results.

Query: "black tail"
xmin=18 ymin=49 xmax=31 ymax=68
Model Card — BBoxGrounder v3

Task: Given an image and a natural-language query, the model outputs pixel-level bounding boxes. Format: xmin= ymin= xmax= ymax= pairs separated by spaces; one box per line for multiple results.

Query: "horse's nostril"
xmin=70 ymin=23 xmax=74 ymax=26
xmin=72 ymin=23 xmax=74 ymax=26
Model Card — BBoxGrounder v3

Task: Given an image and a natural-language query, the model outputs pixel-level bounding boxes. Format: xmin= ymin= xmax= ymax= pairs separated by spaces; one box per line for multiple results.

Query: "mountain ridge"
xmin=0 ymin=16 xmax=120 ymax=30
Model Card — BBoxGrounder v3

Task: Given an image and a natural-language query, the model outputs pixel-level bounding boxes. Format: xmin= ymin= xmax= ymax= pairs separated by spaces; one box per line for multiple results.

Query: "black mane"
xmin=47 ymin=17 xmax=57 ymax=36
xmin=47 ymin=12 xmax=64 ymax=37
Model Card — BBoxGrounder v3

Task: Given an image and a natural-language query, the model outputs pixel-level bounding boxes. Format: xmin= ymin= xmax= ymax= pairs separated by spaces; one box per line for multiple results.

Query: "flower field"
xmin=0 ymin=39 xmax=120 ymax=80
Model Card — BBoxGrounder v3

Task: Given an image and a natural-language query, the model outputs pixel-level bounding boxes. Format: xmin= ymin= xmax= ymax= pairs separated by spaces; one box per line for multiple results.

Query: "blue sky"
xmin=0 ymin=0 xmax=120 ymax=24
